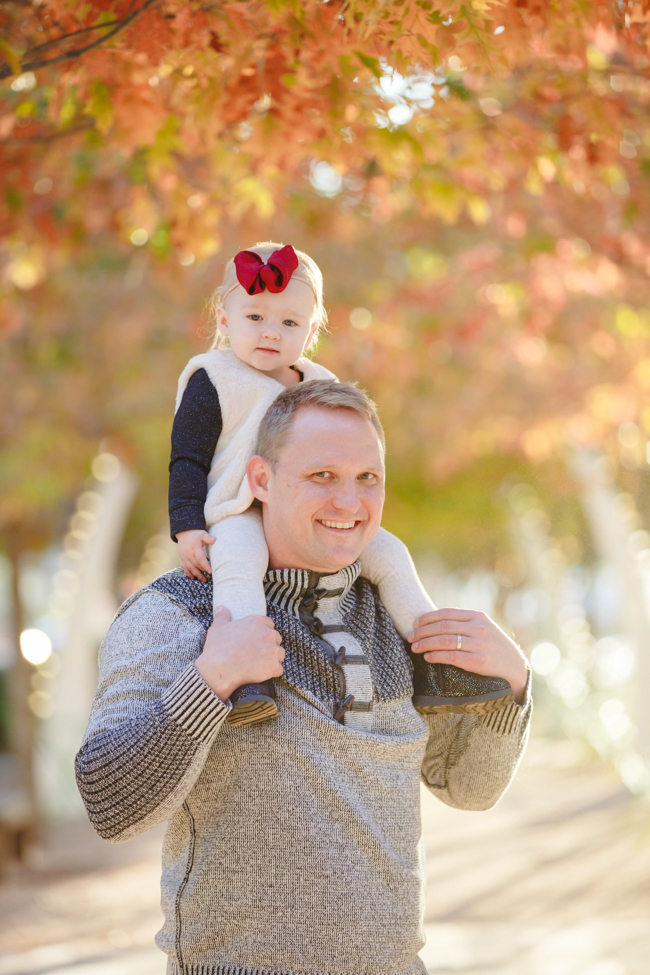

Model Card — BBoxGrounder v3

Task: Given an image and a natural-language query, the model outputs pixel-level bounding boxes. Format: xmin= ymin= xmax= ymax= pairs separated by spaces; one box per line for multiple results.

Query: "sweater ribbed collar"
xmin=264 ymin=561 xmax=361 ymax=616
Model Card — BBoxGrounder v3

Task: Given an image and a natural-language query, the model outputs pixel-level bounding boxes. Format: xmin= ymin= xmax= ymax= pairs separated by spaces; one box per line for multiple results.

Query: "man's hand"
xmin=177 ymin=529 xmax=215 ymax=581
xmin=408 ymin=609 xmax=529 ymax=704
xmin=195 ymin=607 xmax=285 ymax=703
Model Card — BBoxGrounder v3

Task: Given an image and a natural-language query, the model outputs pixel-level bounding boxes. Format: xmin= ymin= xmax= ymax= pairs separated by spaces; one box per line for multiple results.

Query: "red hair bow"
xmin=234 ymin=245 xmax=300 ymax=296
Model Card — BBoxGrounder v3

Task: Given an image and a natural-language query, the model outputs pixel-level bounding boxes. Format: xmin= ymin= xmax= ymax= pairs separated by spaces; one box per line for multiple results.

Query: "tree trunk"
xmin=5 ymin=531 xmax=39 ymax=852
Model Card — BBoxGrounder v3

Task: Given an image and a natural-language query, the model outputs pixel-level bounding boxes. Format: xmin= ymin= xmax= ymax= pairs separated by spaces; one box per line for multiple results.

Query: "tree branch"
xmin=0 ymin=120 xmax=94 ymax=145
xmin=17 ymin=19 xmax=124 ymax=59
xmin=0 ymin=0 xmax=159 ymax=81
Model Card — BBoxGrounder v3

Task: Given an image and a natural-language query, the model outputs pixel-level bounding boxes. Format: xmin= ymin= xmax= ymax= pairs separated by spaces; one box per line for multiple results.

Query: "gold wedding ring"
xmin=457 ymin=634 xmax=462 ymax=651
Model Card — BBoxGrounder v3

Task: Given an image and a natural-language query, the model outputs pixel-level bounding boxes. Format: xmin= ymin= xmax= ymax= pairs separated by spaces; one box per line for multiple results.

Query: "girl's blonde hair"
xmin=208 ymin=241 xmax=327 ymax=351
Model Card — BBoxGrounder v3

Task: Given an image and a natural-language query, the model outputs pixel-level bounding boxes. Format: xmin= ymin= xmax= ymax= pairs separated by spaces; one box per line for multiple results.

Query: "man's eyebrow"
xmin=300 ymin=463 xmax=385 ymax=473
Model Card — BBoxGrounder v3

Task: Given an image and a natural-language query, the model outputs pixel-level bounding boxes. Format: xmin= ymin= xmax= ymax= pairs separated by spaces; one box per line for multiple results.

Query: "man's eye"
xmin=313 ymin=471 xmax=331 ymax=479
xmin=358 ymin=472 xmax=377 ymax=481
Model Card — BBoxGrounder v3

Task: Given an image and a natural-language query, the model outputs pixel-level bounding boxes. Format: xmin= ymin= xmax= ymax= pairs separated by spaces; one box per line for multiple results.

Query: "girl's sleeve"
xmin=169 ymin=368 xmax=223 ymax=540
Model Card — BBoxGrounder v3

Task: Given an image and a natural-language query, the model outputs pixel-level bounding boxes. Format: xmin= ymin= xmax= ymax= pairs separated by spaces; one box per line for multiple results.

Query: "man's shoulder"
xmin=116 ymin=570 xmax=213 ymax=632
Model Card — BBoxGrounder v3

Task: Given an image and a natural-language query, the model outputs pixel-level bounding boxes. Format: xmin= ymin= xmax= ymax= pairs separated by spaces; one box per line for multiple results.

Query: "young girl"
xmin=169 ymin=242 xmax=513 ymax=725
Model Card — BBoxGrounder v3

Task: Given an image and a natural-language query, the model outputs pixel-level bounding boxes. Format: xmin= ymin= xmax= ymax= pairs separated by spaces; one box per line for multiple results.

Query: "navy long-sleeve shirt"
xmin=169 ymin=368 xmax=222 ymax=540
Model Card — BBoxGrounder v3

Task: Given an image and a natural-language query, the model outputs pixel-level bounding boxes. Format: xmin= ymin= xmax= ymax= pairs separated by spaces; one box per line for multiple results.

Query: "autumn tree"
xmin=4 ymin=0 xmax=650 ymax=826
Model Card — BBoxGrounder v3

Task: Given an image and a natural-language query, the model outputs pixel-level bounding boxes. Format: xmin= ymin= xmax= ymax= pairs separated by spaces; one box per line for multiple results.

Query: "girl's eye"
xmin=283 ymin=319 xmax=298 ymax=328
xmin=248 ymin=314 xmax=263 ymax=321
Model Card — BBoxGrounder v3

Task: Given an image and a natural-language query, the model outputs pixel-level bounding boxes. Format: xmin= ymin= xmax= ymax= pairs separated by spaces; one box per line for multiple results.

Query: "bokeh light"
xmin=20 ymin=628 xmax=53 ymax=666
xmin=530 ymin=642 xmax=561 ymax=676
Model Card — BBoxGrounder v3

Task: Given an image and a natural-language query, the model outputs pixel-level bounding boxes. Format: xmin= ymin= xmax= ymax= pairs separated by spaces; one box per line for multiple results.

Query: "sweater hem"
xmin=167 ymin=958 xmax=426 ymax=975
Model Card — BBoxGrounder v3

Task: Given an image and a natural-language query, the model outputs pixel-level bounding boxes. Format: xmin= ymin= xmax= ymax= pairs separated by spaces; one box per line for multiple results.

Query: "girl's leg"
xmin=208 ymin=507 xmax=269 ymax=620
xmin=359 ymin=527 xmax=436 ymax=639
xmin=360 ymin=528 xmax=514 ymax=715
xmin=208 ymin=508 xmax=278 ymax=727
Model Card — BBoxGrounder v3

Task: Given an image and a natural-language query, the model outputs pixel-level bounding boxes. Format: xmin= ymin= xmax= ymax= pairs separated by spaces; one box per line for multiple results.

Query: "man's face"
xmin=248 ymin=407 xmax=385 ymax=573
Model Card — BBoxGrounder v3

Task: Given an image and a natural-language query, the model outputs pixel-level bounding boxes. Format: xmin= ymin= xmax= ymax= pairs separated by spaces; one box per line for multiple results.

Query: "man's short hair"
xmin=255 ymin=380 xmax=385 ymax=466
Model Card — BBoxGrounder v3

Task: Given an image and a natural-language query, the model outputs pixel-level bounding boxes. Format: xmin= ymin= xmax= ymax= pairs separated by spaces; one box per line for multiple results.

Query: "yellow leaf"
xmin=233 ymin=177 xmax=274 ymax=218
xmin=525 ymin=168 xmax=544 ymax=196
xmin=616 ymin=305 xmax=641 ymax=337
xmin=467 ymin=196 xmax=491 ymax=225
xmin=586 ymin=45 xmax=608 ymax=70
xmin=0 ymin=38 xmax=22 ymax=77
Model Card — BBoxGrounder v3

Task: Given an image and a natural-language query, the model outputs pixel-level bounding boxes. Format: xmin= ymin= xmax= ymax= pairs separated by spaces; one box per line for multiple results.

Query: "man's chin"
xmin=303 ymin=534 xmax=368 ymax=574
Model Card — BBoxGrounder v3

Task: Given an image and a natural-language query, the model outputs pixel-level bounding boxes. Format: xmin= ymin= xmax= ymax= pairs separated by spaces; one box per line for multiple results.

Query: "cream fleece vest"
xmin=174 ymin=349 xmax=337 ymax=529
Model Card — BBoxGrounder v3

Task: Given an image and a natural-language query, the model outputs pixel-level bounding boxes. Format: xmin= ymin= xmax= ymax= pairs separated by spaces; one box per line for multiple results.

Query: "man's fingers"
xmin=409 ymin=622 xmax=481 ymax=647
xmin=212 ymin=605 xmax=232 ymax=624
xmin=411 ymin=634 xmax=481 ymax=654
xmin=413 ymin=608 xmax=481 ymax=629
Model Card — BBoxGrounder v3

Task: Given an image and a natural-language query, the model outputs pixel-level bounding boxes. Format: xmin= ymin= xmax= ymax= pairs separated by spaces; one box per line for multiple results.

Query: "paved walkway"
xmin=1 ymin=739 xmax=649 ymax=975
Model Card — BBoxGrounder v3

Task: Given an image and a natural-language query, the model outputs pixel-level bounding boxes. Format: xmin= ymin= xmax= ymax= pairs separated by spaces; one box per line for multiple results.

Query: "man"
xmin=76 ymin=380 xmax=531 ymax=975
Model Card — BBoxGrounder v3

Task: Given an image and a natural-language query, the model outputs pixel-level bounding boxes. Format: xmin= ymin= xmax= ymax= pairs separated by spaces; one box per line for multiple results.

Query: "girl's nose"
xmin=262 ymin=322 xmax=281 ymax=339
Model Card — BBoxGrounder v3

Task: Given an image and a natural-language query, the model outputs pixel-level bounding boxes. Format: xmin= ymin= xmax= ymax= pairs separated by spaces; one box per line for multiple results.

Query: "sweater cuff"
xmin=161 ymin=664 xmax=230 ymax=741
xmin=478 ymin=667 xmax=532 ymax=735
xmin=169 ymin=503 xmax=207 ymax=541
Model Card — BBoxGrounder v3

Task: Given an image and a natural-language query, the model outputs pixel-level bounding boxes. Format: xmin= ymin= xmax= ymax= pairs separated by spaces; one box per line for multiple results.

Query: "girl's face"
xmin=217 ymin=279 xmax=318 ymax=381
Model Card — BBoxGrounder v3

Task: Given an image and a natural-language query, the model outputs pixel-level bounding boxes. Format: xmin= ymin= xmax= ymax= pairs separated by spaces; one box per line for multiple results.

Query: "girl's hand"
xmin=177 ymin=529 xmax=215 ymax=581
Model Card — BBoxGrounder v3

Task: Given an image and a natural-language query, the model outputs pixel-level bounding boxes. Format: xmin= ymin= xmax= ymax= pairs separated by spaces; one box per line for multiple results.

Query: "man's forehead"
xmin=280 ymin=406 xmax=385 ymax=466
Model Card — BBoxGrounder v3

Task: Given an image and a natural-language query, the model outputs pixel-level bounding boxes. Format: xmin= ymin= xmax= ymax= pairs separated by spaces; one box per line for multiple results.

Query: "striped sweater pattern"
xmin=76 ymin=567 xmax=531 ymax=975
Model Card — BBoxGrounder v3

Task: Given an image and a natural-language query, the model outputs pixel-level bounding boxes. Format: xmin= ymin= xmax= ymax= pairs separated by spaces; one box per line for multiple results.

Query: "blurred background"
xmin=2 ymin=2 xmax=650 ymax=973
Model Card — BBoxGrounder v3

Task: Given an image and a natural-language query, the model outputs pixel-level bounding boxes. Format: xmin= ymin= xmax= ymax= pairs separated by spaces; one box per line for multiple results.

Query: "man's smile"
xmin=317 ymin=519 xmax=361 ymax=531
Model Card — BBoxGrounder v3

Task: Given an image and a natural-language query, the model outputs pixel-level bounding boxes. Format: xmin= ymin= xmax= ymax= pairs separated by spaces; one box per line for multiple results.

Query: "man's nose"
xmin=330 ymin=480 xmax=360 ymax=512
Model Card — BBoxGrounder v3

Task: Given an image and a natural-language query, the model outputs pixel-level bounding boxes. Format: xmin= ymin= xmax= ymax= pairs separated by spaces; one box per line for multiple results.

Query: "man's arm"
xmin=75 ymin=591 xmax=230 ymax=844
xmin=421 ymin=672 xmax=531 ymax=810
xmin=75 ymin=591 xmax=284 ymax=844
xmin=410 ymin=607 xmax=532 ymax=810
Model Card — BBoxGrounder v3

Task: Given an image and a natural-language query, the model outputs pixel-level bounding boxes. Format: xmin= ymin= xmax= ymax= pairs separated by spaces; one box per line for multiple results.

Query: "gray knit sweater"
xmin=76 ymin=564 xmax=531 ymax=975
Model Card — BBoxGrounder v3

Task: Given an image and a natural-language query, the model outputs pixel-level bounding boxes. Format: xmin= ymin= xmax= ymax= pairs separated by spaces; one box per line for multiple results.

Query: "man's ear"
xmin=216 ymin=305 xmax=228 ymax=336
xmin=247 ymin=455 xmax=272 ymax=501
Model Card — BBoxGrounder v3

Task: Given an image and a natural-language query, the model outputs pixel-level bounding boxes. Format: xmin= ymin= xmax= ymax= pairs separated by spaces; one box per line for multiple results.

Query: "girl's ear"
xmin=216 ymin=305 xmax=229 ymax=335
